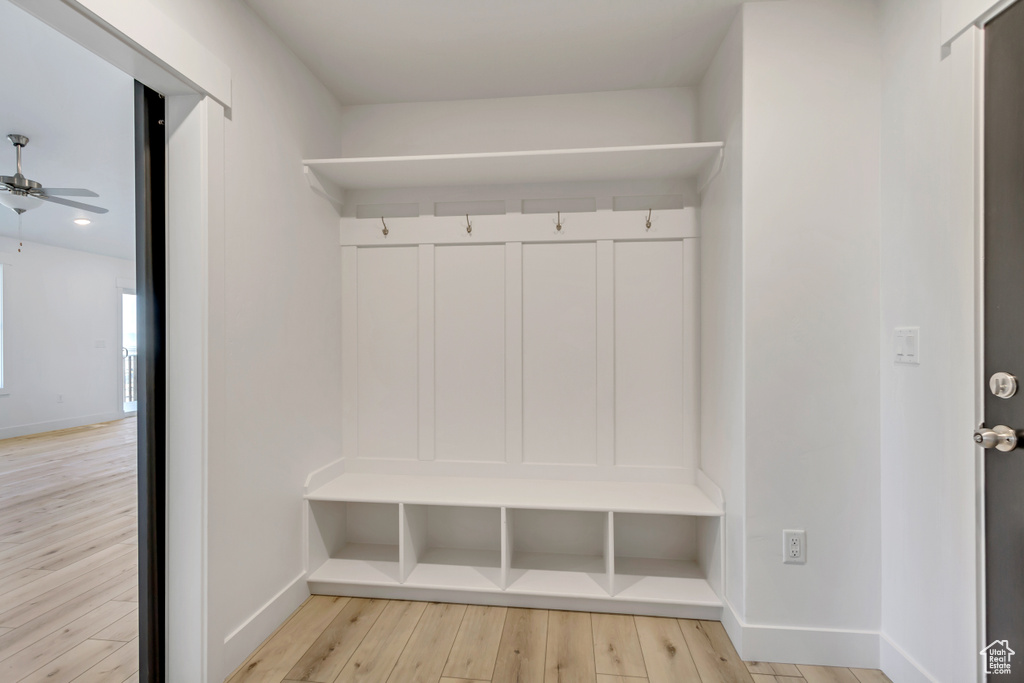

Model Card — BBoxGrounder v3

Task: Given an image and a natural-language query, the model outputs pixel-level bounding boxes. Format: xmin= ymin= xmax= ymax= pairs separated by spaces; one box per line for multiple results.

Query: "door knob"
xmin=974 ymin=424 xmax=1019 ymax=452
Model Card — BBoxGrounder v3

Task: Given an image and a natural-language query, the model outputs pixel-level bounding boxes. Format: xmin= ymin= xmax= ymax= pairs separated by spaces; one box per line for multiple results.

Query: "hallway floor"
xmin=228 ymin=595 xmax=893 ymax=683
xmin=0 ymin=418 xmax=138 ymax=682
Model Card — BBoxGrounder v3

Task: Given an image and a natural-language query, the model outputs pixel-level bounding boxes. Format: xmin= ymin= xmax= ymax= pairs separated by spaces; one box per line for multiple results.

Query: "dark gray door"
xmin=984 ymin=2 xmax=1024 ymax=679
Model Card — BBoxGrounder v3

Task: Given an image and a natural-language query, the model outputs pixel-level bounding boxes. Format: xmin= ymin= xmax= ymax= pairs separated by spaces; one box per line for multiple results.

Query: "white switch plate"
xmin=895 ymin=327 xmax=920 ymax=365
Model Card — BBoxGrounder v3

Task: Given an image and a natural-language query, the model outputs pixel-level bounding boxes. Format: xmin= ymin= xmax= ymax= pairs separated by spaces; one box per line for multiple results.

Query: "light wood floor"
xmin=0 ymin=418 xmax=139 ymax=682
xmin=228 ymin=596 xmax=893 ymax=683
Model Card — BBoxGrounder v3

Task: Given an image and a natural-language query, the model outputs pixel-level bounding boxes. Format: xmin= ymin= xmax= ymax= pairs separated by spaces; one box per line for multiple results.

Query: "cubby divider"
xmin=500 ymin=507 xmax=513 ymax=590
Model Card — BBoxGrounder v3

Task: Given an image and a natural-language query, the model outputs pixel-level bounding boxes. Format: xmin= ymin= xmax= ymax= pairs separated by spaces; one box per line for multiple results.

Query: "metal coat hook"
xmin=645 ymin=209 xmax=653 ymax=231
xmin=466 ymin=214 xmax=472 ymax=235
xmin=555 ymin=211 xmax=563 ymax=232
xmin=381 ymin=217 xmax=389 ymax=237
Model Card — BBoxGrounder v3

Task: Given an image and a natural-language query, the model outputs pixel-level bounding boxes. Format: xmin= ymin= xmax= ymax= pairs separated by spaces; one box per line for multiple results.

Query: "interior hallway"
xmin=228 ymin=595 xmax=893 ymax=683
xmin=0 ymin=418 xmax=138 ymax=682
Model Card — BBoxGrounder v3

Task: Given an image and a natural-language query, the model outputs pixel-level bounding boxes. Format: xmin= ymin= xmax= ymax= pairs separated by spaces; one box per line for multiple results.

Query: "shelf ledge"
xmin=306 ymin=473 xmax=722 ymax=517
xmin=303 ymin=142 xmax=724 ymax=194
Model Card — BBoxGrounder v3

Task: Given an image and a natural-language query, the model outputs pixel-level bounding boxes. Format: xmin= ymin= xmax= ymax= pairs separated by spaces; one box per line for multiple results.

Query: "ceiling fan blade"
xmin=37 ymin=194 xmax=108 ymax=214
xmin=39 ymin=187 xmax=99 ymax=197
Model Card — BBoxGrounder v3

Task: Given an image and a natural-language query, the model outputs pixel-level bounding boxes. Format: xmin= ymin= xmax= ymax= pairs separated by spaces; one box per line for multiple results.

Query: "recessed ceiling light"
xmin=73 ymin=218 xmax=91 ymax=226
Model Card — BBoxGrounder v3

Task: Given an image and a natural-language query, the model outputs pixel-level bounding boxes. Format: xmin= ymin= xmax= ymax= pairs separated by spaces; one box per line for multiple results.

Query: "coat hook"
xmin=381 ymin=217 xmax=389 ymax=237
xmin=556 ymin=211 xmax=563 ymax=232
xmin=645 ymin=209 xmax=652 ymax=231
xmin=466 ymin=214 xmax=472 ymax=235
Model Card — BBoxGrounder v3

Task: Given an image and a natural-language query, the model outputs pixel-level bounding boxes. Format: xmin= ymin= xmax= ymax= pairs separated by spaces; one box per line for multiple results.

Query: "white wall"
xmin=0 ymin=236 xmax=133 ymax=439
xmin=131 ymin=0 xmax=348 ymax=680
xmin=879 ymin=0 xmax=979 ymax=680
xmin=740 ymin=0 xmax=882 ymax=659
xmin=332 ymin=87 xmax=702 ymax=217
xmin=697 ymin=10 xmax=745 ymax=615
xmin=337 ymin=87 xmax=697 ymax=158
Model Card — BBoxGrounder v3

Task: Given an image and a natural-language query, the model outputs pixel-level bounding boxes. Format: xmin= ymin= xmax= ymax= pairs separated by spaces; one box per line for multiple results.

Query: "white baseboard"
xmin=0 ymin=412 xmax=126 ymax=441
xmin=222 ymin=572 xmax=310 ymax=677
xmin=723 ymin=599 xmax=879 ymax=669
xmin=880 ymin=633 xmax=942 ymax=683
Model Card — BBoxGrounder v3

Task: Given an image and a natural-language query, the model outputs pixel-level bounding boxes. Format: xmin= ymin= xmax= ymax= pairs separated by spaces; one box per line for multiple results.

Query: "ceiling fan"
xmin=0 ymin=134 xmax=108 ymax=216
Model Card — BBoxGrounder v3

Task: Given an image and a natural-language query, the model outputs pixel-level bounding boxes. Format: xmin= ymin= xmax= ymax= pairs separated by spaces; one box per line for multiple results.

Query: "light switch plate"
xmin=895 ymin=327 xmax=920 ymax=365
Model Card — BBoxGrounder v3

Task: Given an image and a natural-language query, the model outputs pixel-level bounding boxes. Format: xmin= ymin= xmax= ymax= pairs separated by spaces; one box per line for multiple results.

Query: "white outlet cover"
xmin=783 ymin=529 xmax=806 ymax=565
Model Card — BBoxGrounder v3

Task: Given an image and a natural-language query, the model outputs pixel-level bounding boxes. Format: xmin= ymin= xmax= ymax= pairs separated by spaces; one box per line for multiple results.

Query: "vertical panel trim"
xmin=606 ymin=511 xmax=616 ymax=595
xmin=596 ymin=241 xmax=616 ymax=467
xmin=682 ymin=238 xmax=701 ymax=472
xmin=501 ymin=507 xmax=513 ymax=590
xmin=418 ymin=245 xmax=436 ymax=461
xmin=341 ymin=246 xmax=359 ymax=460
xmin=505 ymin=243 xmax=524 ymax=464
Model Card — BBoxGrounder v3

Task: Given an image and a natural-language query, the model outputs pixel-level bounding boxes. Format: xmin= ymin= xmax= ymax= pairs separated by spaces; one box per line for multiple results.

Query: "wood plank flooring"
xmin=0 ymin=418 xmax=138 ymax=682
xmin=0 ymin=418 xmax=893 ymax=683
xmin=230 ymin=596 xmax=893 ymax=683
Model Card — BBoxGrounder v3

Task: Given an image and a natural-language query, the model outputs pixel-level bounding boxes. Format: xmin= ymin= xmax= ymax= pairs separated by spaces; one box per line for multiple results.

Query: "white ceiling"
xmin=0 ymin=1 xmax=135 ymax=261
xmin=243 ymin=0 xmax=748 ymax=106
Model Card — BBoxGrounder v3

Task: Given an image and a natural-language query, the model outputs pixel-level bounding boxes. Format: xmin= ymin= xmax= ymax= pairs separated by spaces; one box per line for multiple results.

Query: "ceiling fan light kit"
xmin=0 ymin=133 xmax=108 ymax=216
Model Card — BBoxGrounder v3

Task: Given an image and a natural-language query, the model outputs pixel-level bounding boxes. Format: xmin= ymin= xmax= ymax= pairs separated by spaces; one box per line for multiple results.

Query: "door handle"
xmin=974 ymin=424 xmax=1019 ymax=452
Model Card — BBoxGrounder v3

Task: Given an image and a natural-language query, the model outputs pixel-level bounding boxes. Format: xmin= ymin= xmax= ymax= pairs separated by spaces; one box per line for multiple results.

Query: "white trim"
xmin=164 ymin=93 xmax=215 ymax=683
xmin=0 ymin=411 xmax=125 ymax=440
xmin=304 ymin=456 xmax=347 ymax=494
xmin=340 ymin=209 xmax=699 ymax=247
xmin=943 ymin=0 xmax=1018 ymax=48
xmin=595 ymin=240 xmax=615 ymax=467
xmin=722 ymin=599 xmax=880 ymax=669
xmin=696 ymin=469 xmax=724 ymax=509
xmin=880 ymin=633 xmax=942 ymax=683
xmin=504 ymin=243 xmax=524 ymax=465
xmin=222 ymin=572 xmax=309 ymax=673
xmin=307 ymin=581 xmax=722 ymax=621
xmin=417 ymin=245 xmax=435 ymax=462
xmin=973 ymin=25 xmax=988 ymax=683
xmin=10 ymin=0 xmax=231 ymax=109
xmin=342 ymin=456 xmax=696 ymax=485
xmin=340 ymin=247 xmax=359 ymax=462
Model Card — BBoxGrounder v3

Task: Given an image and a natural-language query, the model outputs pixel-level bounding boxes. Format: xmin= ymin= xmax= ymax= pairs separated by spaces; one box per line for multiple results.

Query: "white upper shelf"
xmin=303 ymin=142 xmax=724 ymax=191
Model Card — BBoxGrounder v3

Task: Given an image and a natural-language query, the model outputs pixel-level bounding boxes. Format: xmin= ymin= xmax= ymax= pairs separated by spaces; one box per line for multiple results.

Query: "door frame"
xmin=6 ymin=2 xmax=230 ymax=681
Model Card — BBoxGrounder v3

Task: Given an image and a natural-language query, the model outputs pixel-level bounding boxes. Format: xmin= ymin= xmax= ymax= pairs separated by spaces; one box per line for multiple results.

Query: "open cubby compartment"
xmin=505 ymin=508 xmax=612 ymax=597
xmin=308 ymin=500 xmax=401 ymax=584
xmin=400 ymin=504 xmax=502 ymax=590
xmin=611 ymin=512 xmax=720 ymax=607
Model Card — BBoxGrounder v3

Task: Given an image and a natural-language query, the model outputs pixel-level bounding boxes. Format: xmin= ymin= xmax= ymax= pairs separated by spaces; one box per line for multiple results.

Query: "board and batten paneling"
xmin=341 ymin=209 xmax=700 ymax=479
xmin=614 ymin=241 xmax=685 ymax=467
xmin=357 ymin=246 xmax=420 ymax=459
xmin=434 ymin=245 xmax=507 ymax=462
xmin=522 ymin=243 xmax=599 ymax=465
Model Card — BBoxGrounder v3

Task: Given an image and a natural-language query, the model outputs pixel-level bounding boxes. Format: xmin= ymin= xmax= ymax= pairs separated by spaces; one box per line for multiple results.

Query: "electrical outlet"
xmin=783 ymin=529 xmax=806 ymax=564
